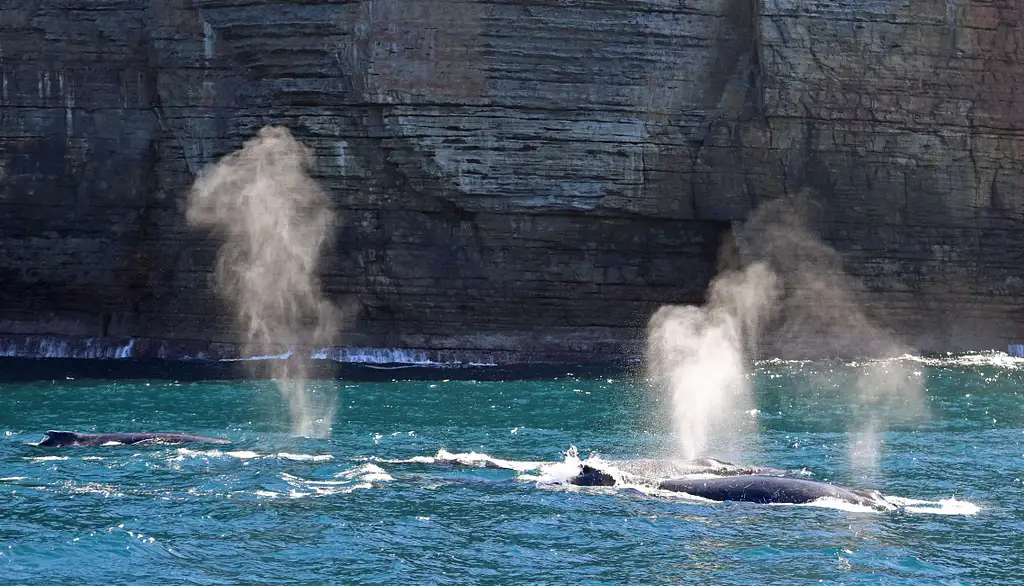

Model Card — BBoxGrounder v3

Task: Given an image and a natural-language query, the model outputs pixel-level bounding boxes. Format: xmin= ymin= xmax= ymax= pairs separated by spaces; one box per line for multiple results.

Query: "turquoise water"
xmin=0 ymin=356 xmax=1020 ymax=584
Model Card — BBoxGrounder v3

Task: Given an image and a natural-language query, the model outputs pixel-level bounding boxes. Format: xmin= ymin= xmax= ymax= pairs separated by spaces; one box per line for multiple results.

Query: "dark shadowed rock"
xmin=2 ymin=1 xmax=1024 ymax=361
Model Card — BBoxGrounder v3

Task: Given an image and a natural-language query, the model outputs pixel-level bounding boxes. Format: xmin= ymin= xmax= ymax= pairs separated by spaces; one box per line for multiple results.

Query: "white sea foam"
xmin=376 ymin=449 xmax=545 ymax=472
xmin=172 ymin=448 xmax=332 ymax=463
xmin=794 ymin=497 xmax=880 ymax=513
xmin=218 ymin=345 xmax=499 ymax=367
xmin=374 ymin=455 xmax=437 ymax=465
xmin=24 ymin=456 xmax=68 ymax=462
xmin=277 ymin=463 xmax=391 ymax=498
xmin=173 ymin=448 xmax=224 ymax=460
xmin=902 ymin=351 xmax=1024 ymax=370
xmin=64 ymin=481 xmax=123 ymax=498
xmin=220 ymin=350 xmax=294 ymax=362
xmin=312 ymin=346 xmax=440 ymax=365
xmin=226 ymin=451 xmax=260 ymax=459
xmin=335 ymin=463 xmax=393 ymax=483
xmin=277 ymin=452 xmax=333 ymax=462
xmin=433 ymin=449 xmax=545 ymax=472
xmin=790 ymin=495 xmax=981 ymax=516
xmin=521 ymin=456 xmax=591 ymax=485
xmin=886 ymin=495 xmax=981 ymax=515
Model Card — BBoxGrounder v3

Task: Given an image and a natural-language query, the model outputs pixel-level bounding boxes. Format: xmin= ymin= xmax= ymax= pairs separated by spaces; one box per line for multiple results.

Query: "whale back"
xmin=656 ymin=475 xmax=892 ymax=508
xmin=34 ymin=431 xmax=231 ymax=447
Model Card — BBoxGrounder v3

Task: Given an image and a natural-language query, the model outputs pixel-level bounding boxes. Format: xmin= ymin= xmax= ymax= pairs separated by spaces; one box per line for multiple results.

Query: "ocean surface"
xmin=0 ymin=355 xmax=1020 ymax=585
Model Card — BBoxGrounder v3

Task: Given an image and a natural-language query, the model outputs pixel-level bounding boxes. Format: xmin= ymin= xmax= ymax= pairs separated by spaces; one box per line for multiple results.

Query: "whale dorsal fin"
xmin=38 ymin=430 xmax=78 ymax=447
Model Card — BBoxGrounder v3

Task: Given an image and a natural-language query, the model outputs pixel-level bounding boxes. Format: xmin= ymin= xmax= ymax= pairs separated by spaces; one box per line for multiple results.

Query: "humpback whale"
xmin=34 ymin=430 xmax=231 ymax=447
xmin=571 ymin=465 xmax=894 ymax=510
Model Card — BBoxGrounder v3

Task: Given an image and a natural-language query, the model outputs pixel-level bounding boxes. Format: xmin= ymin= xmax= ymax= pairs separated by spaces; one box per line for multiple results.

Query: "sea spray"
xmin=186 ymin=126 xmax=341 ymax=438
xmin=646 ymin=262 xmax=778 ymax=461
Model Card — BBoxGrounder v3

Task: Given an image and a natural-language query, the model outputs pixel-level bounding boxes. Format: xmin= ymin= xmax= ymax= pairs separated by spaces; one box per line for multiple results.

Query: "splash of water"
xmin=186 ymin=126 xmax=340 ymax=438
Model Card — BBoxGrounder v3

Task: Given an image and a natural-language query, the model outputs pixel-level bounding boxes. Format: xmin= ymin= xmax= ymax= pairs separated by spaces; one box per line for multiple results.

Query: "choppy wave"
xmin=172 ymin=448 xmax=333 ymax=463
xmin=375 ymin=449 xmax=546 ymax=472
xmin=901 ymin=351 xmax=1024 ymax=370
xmin=757 ymin=351 xmax=1024 ymax=371
xmin=270 ymin=464 xmax=392 ymax=498
xmin=312 ymin=347 xmax=439 ymax=365
xmin=886 ymin=496 xmax=981 ymax=515
xmin=277 ymin=452 xmax=334 ymax=462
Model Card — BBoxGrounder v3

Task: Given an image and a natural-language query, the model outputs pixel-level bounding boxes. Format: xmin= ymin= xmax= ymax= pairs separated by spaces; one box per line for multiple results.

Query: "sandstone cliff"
xmin=2 ymin=0 xmax=1023 ymax=361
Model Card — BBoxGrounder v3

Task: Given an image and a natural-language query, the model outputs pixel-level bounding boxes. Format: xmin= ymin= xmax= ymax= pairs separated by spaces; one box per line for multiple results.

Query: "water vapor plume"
xmin=736 ymin=197 xmax=926 ymax=474
xmin=646 ymin=262 xmax=778 ymax=461
xmin=647 ymin=194 xmax=925 ymax=468
xmin=735 ymin=198 xmax=904 ymax=359
xmin=187 ymin=126 xmax=341 ymax=438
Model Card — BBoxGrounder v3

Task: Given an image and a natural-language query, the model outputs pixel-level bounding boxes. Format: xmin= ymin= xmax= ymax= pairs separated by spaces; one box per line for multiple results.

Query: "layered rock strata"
xmin=2 ymin=0 xmax=1023 ymax=361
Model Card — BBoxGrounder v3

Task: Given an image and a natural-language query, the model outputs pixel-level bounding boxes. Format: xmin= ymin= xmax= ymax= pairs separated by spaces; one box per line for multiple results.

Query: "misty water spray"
xmin=187 ymin=126 xmax=341 ymax=438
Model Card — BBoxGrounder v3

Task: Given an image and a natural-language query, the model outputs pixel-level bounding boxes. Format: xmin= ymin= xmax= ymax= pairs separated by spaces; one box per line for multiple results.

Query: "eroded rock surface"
xmin=2 ymin=0 xmax=1023 ymax=360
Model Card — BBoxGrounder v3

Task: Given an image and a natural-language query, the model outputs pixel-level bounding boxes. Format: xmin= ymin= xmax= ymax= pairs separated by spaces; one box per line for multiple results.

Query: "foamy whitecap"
xmin=25 ymin=456 xmax=68 ymax=462
xmin=220 ymin=350 xmax=295 ymax=362
xmin=336 ymin=463 xmax=393 ymax=483
xmin=172 ymin=448 xmax=224 ymax=461
xmin=524 ymin=447 xmax=589 ymax=485
xmin=432 ymin=449 xmax=545 ymax=472
xmin=901 ymin=352 xmax=1024 ymax=370
xmin=276 ymin=453 xmax=333 ymax=462
xmin=276 ymin=464 xmax=387 ymax=498
xmin=66 ymin=482 xmax=124 ymax=498
xmin=373 ymin=455 xmax=438 ymax=465
xmin=886 ymin=495 xmax=981 ymax=515
xmin=171 ymin=448 xmax=334 ymax=463
xmin=226 ymin=451 xmax=260 ymax=459
xmin=794 ymin=497 xmax=881 ymax=514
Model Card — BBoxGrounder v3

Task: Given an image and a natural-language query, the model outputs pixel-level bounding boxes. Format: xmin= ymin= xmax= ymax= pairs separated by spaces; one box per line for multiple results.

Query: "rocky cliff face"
xmin=2 ymin=0 xmax=1023 ymax=361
